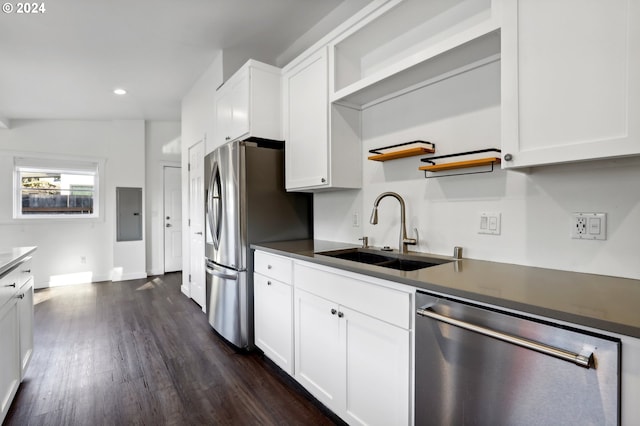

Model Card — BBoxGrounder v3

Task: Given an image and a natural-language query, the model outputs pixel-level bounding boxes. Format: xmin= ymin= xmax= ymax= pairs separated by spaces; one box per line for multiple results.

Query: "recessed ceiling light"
xmin=113 ymin=88 xmax=127 ymax=95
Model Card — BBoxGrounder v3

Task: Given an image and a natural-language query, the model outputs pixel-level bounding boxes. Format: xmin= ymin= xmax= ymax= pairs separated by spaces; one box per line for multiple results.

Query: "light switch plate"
xmin=478 ymin=212 xmax=501 ymax=235
xmin=571 ymin=212 xmax=606 ymax=240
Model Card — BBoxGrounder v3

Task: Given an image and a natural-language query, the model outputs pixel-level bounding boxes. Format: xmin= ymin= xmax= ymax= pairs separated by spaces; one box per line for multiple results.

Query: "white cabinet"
xmin=18 ymin=277 xmax=34 ymax=378
xmin=330 ymin=0 xmax=500 ymax=108
xmin=501 ymin=0 xmax=640 ymax=168
xmin=214 ymin=60 xmax=281 ymax=147
xmin=294 ymin=289 xmax=344 ymax=407
xmin=0 ymin=253 xmax=33 ymax=423
xmin=253 ymin=251 xmax=294 ymax=375
xmin=293 ymin=261 xmax=411 ymax=426
xmin=283 ymin=47 xmax=361 ymax=192
xmin=0 ymin=296 xmax=20 ymax=423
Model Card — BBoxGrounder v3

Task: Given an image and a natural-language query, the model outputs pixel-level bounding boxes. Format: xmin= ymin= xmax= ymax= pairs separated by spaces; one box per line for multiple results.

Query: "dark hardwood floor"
xmin=4 ymin=273 xmax=340 ymax=426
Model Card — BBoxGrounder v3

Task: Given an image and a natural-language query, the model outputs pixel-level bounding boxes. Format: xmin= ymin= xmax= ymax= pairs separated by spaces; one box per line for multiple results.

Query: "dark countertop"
xmin=0 ymin=246 xmax=36 ymax=277
xmin=252 ymin=239 xmax=640 ymax=339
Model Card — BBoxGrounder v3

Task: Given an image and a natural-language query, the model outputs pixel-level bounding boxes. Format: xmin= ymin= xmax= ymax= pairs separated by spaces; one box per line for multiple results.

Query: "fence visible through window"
xmin=18 ymin=170 xmax=96 ymax=216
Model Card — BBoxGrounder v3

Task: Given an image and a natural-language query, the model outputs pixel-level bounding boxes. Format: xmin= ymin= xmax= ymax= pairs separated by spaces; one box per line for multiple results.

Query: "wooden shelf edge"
xmin=419 ymin=157 xmax=501 ymax=172
xmin=369 ymin=147 xmax=436 ymax=162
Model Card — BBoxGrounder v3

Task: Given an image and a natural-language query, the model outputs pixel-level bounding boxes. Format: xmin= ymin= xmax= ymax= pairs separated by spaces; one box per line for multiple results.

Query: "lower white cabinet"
xmin=0 ymin=252 xmax=35 ymax=424
xmin=0 ymin=297 xmax=20 ymax=422
xmin=294 ymin=289 xmax=344 ymax=407
xmin=253 ymin=251 xmax=294 ymax=375
xmin=18 ymin=277 xmax=34 ymax=378
xmin=293 ymin=261 xmax=411 ymax=426
xmin=254 ymin=273 xmax=293 ymax=375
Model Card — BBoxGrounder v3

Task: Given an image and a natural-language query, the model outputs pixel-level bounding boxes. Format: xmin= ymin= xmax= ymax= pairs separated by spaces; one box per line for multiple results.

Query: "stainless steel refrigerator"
xmin=204 ymin=139 xmax=312 ymax=350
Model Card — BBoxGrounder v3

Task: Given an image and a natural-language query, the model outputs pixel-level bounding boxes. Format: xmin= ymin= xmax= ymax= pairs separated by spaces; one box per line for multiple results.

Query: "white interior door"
xmin=163 ymin=166 xmax=182 ymax=273
xmin=188 ymin=141 xmax=206 ymax=308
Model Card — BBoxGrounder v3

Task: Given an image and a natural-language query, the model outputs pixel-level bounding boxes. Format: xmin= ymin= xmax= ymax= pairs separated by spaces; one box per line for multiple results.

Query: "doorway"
xmin=188 ymin=141 xmax=205 ymax=308
xmin=163 ymin=166 xmax=182 ymax=273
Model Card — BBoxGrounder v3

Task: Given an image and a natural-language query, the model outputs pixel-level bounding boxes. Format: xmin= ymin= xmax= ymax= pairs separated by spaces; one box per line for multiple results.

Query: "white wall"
xmin=314 ymin=61 xmax=640 ymax=280
xmin=180 ymin=52 xmax=224 ymax=295
xmin=145 ymin=121 xmax=181 ymax=275
xmin=0 ymin=119 xmax=147 ymax=288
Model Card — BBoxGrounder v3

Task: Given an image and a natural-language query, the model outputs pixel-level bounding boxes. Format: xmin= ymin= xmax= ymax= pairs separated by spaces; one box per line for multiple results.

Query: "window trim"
xmin=13 ymin=154 xmax=105 ymax=221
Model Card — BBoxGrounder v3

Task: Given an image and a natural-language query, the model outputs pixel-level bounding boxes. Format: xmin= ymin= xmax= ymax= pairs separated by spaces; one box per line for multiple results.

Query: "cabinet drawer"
xmin=294 ymin=261 xmax=411 ymax=329
xmin=0 ymin=257 xmax=31 ymax=309
xmin=254 ymin=251 xmax=292 ymax=284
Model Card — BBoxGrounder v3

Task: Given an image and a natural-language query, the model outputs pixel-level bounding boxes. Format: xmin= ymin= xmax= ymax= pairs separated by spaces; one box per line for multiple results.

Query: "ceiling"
xmin=0 ymin=0 xmax=362 ymax=122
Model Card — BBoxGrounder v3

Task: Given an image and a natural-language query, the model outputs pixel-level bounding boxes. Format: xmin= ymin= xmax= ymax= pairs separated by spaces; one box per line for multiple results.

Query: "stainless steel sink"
xmin=317 ymin=248 xmax=452 ymax=271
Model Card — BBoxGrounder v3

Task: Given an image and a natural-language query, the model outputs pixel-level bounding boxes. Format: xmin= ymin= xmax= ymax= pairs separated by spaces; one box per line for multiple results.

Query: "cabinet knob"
xmin=504 ymin=153 xmax=513 ymax=161
xmin=331 ymin=308 xmax=337 ymax=315
xmin=4 ymin=282 xmax=16 ymax=288
xmin=267 ymin=281 xmax=272 ymax=286
xmin=337 ymin=311 xmax=344 ymax=318
xmin=321 ymin=178 xmax=326 ymax=183
xmin=225 ymin=136 xmax=231 ymax=141
xmin=23 ymin=269 xmax=31 ymax=273
xmin=267 ymin=265 xmax=272 ymax=269
xmin=17 ymin=293 xmax=24 ymax=299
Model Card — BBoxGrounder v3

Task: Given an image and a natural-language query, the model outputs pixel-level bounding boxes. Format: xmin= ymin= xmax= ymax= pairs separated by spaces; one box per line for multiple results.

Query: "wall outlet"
xmin=478 ymin=212 xmax=501 ymax=235
xmin=571 ymin=213 xmax=606 ymax=240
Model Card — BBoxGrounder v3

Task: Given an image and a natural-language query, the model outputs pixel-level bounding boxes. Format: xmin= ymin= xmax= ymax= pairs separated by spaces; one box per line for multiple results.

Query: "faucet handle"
xmin=358 ymin=236 xmax=369 ymax=248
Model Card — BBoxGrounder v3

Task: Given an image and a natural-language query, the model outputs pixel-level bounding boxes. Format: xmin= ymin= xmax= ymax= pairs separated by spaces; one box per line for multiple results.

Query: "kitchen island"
xmin=0 ymin=246 xmax=36 ymax=423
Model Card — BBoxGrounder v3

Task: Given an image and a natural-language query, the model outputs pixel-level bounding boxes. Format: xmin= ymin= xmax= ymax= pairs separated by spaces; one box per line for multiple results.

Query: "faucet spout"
xmin=369 ymin=192 xmax=417 ymax=254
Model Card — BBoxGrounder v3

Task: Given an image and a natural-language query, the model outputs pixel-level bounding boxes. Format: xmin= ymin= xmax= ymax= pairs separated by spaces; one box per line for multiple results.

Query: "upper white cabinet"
xmin=501 ymin=0 xmax=640 ymax=168
xmin=330 ymin=0 xmax=501 ymax=108
xmin=214 ymin=60 xmax=281 ymax=147
xmin=283 ymin=48 xmax=361 ymax=192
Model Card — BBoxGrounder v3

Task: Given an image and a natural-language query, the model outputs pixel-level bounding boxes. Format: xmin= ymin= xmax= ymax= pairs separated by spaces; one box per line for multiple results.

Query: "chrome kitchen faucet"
xmin=369 ymin=192 xmax=417 ymax=254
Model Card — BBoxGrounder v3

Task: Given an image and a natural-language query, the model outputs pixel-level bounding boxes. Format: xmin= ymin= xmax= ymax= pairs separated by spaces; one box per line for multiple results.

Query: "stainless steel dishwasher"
xmin=415 ymin=291 xmax=620 ymax=425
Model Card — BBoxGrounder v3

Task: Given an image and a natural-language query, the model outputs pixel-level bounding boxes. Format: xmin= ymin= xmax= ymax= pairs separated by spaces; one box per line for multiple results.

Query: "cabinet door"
xmin=230 ymin=70 xmax=250 ymax=140
xmin=0 ymin=300 xmax=20 ymax=423
xmin=254 ymin=273 xmax=293 ymax=375
xmin=502 ymin=0 xmax=640 ymax=168
xmin=18 ymin=278 xmax=34 ymax=378
xmin=342 ymin=306 xmax=410 ymax=426
xmin=215 ymin=87 xmax=234 ymax=145
xmin=284 ymin=48 xmax=330 ymax=190
xmin=294 ymin=289 xmax=344 ymax=410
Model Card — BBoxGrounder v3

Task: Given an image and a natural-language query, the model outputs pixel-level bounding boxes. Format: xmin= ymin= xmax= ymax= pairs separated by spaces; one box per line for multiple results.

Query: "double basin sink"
xmin=317 ymin=247 xmax=453 ymax=272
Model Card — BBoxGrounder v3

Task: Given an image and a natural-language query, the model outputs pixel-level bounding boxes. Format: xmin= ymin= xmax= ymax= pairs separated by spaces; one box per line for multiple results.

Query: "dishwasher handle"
xmin=417 ymin=306 xmax=594 ymax=369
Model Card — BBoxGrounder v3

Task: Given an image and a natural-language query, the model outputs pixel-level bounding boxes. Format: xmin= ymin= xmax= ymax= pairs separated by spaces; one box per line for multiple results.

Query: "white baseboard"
xmin=181 ymin=284 xmax=190 ymax=297
xmin=115 ymin=272 xmax=148 ymax=282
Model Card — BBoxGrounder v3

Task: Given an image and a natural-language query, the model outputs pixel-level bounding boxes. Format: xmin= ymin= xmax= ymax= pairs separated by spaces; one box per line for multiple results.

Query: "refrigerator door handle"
xmin=206 ymin=160 xmax=222 ymax=249
xmin=206 ymin=265 xmax=238 ymax=281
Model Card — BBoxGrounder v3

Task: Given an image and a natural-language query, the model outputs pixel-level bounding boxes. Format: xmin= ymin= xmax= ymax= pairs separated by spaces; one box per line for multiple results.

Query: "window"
xmin=14 ymin=156 xmax=102 ymax=219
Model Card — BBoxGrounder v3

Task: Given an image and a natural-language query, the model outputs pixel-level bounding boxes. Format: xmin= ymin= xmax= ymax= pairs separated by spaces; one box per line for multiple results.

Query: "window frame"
xmin=13 ymin=155 xmax=105 ymax=221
